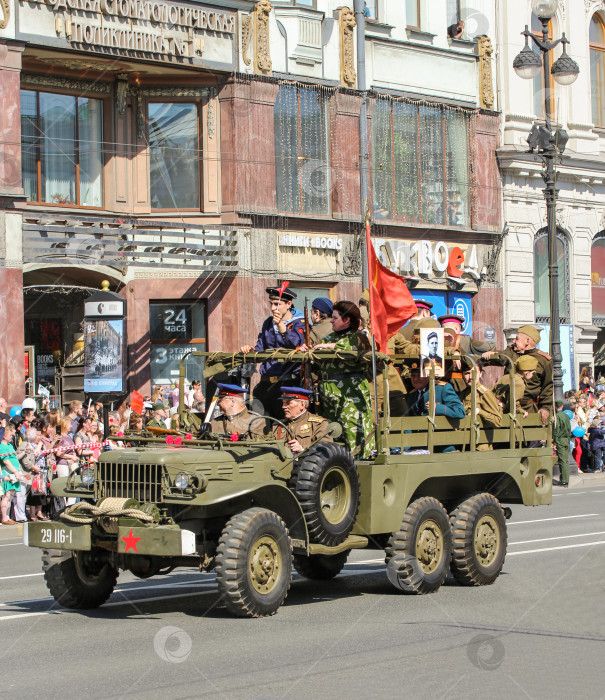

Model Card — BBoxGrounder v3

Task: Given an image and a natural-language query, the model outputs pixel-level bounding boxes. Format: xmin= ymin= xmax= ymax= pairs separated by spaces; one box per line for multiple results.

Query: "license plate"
xmin=25 ymin=521 xmax=91 ymax=551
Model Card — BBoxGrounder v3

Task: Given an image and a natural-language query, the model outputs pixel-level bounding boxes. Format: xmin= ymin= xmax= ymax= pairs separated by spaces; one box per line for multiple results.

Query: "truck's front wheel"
xmin=449 ymin=493 xmax=507 ymax=586
xmin=42 ymin=549 xmax=118 ymax=609
xmin=215 ymin=507 xmax=292 ymax=618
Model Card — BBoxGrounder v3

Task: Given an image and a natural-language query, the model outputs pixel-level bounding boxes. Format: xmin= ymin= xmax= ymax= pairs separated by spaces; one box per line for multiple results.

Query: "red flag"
xmin=277 ymin=281 xmax=290 ymax=299
xmin=131 ymin=390 xmax=144 ymax=415
xmin=366 ymin=222 xmax=417 ymax=352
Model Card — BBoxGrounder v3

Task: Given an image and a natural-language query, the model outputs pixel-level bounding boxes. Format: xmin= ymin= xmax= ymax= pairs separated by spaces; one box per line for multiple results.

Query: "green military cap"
xmin=415 ymin=318 xmax=440 ymax=330
xmin=515 ymin=355 xmax=539 ymax=371
xmin=152 ymin=402 xmax=168 ymax=411
xmin=518 ymin=325 xmax=541 ymax=344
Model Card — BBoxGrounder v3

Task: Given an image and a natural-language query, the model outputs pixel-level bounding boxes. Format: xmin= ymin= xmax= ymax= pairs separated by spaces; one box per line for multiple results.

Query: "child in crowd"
xmin=588 ymin=416 xmax=605 ymax=472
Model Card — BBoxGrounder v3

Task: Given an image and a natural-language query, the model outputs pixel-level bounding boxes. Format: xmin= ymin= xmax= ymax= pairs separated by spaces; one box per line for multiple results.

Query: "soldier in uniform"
xmin=457 ymin=360 xmax=502 ymax=450
xmin=484 ymin=325 xmax=553 ymax=423
xmin=210 ymin=384 xmax=269 ymax=438
xmin=147 ymin=403 xmax=169 ymax=429
xmin=240 ymin=286 xmax=306 ymax=417
xmin=403 ymin=364 xmax=466 ymax=419
xmin=493 ymin=355 xmax=539 ymax=417
xmin=422 ymin=331 xmax=443 ymax=372
xmin=553 ymin=401 xmax=572 ymax=487
xmin=400 ymin=299 xmax=434 ymax=341
xmin=273 ymin=386 xmax=332 ymax=455
xmin=309 ymin=297 xmax=333 ymax=345
xmin=437 ymin=314 xmax=497 ymax=358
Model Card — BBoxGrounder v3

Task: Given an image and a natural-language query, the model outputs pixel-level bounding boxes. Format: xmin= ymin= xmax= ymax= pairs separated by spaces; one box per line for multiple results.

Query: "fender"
xmin=186 ymin=480 xmax=309 ymax=547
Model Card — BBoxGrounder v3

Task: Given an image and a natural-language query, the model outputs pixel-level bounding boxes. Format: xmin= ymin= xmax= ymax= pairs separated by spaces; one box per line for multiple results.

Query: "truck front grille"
xmin=96 ymin=462 xmax=164 ymax=503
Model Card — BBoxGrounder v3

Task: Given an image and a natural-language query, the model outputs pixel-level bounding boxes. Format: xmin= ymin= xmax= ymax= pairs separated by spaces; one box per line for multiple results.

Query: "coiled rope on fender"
xmin=60 ymin=498 xmax=155 ymax=525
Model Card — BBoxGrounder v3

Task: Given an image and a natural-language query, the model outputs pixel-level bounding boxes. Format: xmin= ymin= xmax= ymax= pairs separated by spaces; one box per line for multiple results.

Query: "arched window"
xmin=592 ymin=233 xmax=605 ymax=324
xmin=590 ymin=14 xmax=605 ymax=126
xmin=534 ymin=228 xmax=570 ymax=324
xmin=531 ymin=15 xmax=554 ymax=119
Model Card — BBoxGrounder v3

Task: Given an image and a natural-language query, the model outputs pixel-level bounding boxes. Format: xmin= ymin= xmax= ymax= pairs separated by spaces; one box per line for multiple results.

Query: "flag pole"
xmin=365 ymin=207 xmax=380 ymax=438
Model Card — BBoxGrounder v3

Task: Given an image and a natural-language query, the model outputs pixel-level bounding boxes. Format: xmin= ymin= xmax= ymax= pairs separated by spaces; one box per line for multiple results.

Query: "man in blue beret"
xmin=273 ymin=386 xmax=332 ymax=455
xmin=210 ymin=384 xmax=269 ymax=438
xmin=240 ymin=286 xmax=306 ymax=417
xmin=309 ymin=297 xmax=333 ymax=345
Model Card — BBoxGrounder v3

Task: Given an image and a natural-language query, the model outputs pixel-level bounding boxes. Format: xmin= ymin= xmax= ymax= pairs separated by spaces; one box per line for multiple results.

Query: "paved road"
xmin=1 ymin=485 xmax=604 ymax=699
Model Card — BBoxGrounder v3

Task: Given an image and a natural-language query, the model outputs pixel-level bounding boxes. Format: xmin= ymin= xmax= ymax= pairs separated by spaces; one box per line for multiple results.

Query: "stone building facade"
xmin=0 ymin=0 xmax=503 ymax=405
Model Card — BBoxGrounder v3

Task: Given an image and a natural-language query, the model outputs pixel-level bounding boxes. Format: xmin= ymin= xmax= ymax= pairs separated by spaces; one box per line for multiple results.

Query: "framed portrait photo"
xmin=420 ymin=327 xmax=445 ymax=378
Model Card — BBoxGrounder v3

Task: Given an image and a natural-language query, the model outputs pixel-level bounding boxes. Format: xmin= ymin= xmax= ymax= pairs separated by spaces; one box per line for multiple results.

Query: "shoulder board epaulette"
xmin=536 ymin=349 xmax=552 ymax=360
xmin=308 ymin=416 xmax=325 ymax=423
xmin=477 ymin=384 xmax=487 ymax=394
xmin=436 ymin=380 xmax=447 ymax=386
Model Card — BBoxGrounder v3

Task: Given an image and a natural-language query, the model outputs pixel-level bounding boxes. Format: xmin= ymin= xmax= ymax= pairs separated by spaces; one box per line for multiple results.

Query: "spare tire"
xmin=289 ymin=442 xmax=358 ymax=547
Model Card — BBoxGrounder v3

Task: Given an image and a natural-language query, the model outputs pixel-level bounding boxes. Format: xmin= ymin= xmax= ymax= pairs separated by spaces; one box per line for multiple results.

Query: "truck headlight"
xmin=81 ymin=468 xmax=95 ymax=485
xmin=174 ymin=473 xmax=190 ymax=491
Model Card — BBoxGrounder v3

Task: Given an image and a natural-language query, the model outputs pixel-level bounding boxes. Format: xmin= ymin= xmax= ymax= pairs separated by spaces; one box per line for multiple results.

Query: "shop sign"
xmin=373 ymin=238 xmax=481 ymax=281
xmin=279 ymin=234 xmax=343 ymax=251
xmin=18 ymin=0 xmax=236 ymax=64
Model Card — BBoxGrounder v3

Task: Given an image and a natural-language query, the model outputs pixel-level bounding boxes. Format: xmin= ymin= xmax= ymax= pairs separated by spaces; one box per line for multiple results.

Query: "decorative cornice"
xmin=586 ymin=0 xmax=605 ymax=14
xmin=21 ymin=74 xmax=112 ymax=93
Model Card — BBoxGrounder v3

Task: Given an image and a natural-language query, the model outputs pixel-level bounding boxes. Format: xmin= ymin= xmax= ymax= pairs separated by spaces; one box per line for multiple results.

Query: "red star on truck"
xmin=121 ymin=529 xmax=142 ymax=553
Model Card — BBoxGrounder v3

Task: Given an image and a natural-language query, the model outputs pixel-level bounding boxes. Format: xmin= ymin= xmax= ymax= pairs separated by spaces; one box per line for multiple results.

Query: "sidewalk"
xmin=0 ymin=522 xmax=23 ymax=541
xmin=566 ymin=471 xmax=605 ymax=489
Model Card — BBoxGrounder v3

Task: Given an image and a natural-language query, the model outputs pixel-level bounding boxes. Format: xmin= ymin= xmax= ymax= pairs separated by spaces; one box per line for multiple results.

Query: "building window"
xmin=531 ymin=16 xmax=554 ymax=119
xmin=592 ymin=235 xmax=605 ymax=324
xmin=149 ymin=301 xmax=206 ymax=398
xmin=406 ymin=0 xmax=421 ymax=29
xmin=372 ymin=98 xmax=471 ymax=227
xmin=534 ymin=228 xmax=569 ymax=324
xmin=148 ymin=102 xmax=200 ymax=210
xmin=20 ymin=90 xmax=103 ymax=207
xmin=590 ymin=14 xmax=605 ymax=127
xmin=274 ymin=84 xmax=331 ymax=216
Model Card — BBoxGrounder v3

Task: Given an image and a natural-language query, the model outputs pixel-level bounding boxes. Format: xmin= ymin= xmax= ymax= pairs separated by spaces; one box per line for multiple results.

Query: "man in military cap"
xmin=493 ymin=354 xmax=539 ymax=417
xmin=240 ymin=286 xmax=306 ymax=417
xmin=553 ymin=401 xmax=572 ymax=487
xmin=309 ymin=297 xmax=333 ymax=345
xmin=273 ymin=386 xmax=332 ymax=455
xmin=210 ymin=384 xmax=269 ymax=438
xmin=457 ymin=360 xmax=502 ymax=450
xmin=422 ymin=330 xmax=443 ymax=372
xmin=403 ymin=363 xmax=466 ymax=419
xmin=400 ymin=299 xmax=434 ymax=341
xmin=438 ymin=314 xmax=497 ymax=358
xmin=484 ymin=325 xmax=553 ymax=423
xmin=147 ymin=403 xmax=169 ymax=429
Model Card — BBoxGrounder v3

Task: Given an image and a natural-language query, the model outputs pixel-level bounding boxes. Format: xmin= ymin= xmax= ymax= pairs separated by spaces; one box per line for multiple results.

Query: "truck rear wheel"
xmin=215 ymin=507 xmax=292 ymax=618
xmin=293 ymin=550 xmax=350 ymax=580
xmin=385 ymin=497 xmax=452 ymax=594
xmin=289 ymin=442 xmax=359 ymax=547
xmin=42 ymin=549 xmax=118 ymax=609
xmin=449 ymin=493 xmax=507 ymax=586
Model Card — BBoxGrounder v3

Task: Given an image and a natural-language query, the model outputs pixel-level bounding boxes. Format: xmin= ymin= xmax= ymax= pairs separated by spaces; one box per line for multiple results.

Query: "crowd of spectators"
xmin=563 ymin=367 xmax=605 ymax=473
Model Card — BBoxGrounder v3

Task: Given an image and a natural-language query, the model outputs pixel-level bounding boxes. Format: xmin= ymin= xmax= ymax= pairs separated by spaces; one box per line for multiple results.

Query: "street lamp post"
xmin=512 ymin=0 xmax=579 ymax=404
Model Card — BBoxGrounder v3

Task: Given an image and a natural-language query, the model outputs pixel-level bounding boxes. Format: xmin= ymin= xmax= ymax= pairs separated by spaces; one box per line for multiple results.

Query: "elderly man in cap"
xmin=147 ymin=402 xmax=169 ymax=429
xmin=400 ymin=299 xmax=434 ymax=341
xmin=241 ymin=286 xmax=306 ymax=417
xmin=493 ymin=354 xmax=539 ymax=418
xmin=273 ymin=386 xmax=332 ymax=455
xmin=210 ymin=384 xmax=269 ymax=438
xmin=309 ymin=297 xmax=333 ymax=344
xmin=484 ymin=325 xmax=553 ymax=423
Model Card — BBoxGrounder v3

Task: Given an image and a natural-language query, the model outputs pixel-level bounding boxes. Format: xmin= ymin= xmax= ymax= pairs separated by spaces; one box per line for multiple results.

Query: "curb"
xmin=0 ymin=523 xmax=23 ymax=542
xmin=568 ymin=472 xmax=605 ymax=489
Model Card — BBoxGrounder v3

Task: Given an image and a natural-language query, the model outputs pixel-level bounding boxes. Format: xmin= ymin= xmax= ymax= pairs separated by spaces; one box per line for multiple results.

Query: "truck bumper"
xmin=24 ymin=521 xmax=197 ymax=556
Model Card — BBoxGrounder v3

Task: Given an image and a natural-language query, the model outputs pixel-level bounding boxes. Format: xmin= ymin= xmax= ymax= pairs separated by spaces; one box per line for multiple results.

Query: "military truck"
xmin=25 ymin=350 xmax=554 ymax=617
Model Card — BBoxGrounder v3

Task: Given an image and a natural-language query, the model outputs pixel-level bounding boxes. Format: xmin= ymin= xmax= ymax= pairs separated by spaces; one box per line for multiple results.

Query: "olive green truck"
xmin=25 ymin=351 xmax=554 ymax=617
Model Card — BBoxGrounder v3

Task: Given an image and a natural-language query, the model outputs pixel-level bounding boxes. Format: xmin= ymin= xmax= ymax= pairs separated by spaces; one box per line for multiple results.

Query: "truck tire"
xmin=215 ymin=507 xmax=292 ymax=618
xmin=289 ymin=442 xmax=358 ymax=547
xmin=293 ymin=550 xmax=350 ymax=580
xmin=385 ymin=497 xmax=452 ymax=594
xmin=42 ymin=549 xmax=118 ymax=609
xmin=449 ymin=493 xmax=507 ymax=586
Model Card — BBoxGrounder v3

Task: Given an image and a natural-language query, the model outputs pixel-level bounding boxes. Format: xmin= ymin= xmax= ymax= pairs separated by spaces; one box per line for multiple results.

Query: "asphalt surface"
xmin=1 ymin=483 xmax=604 ymax=700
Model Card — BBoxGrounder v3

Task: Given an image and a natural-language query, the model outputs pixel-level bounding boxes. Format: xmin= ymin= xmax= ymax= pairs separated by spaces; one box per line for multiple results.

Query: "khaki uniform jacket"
xmin=400 ymin=318 xmax=421 ymax=341
xmin=492 ymin=374 xmax=527 ymax=415
xmin=211 ymin=408 xmax=269 ymax=437
xmin=445 ymin=333 xmax=496 ymax=357
xmin=370 ymin=332 xmax=408 ymax=417
xmin=458 ymin=383 xmax=502 ymax=427
xmin=487 ymin=346 xmax=554 ymax=414
xmin=273 ymin=410 xmax=332 ymax=450
xmin=147 ymin=418 xmax=167 ymax=429
xmin=309 ymin=318 xmax=333 ymax=345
